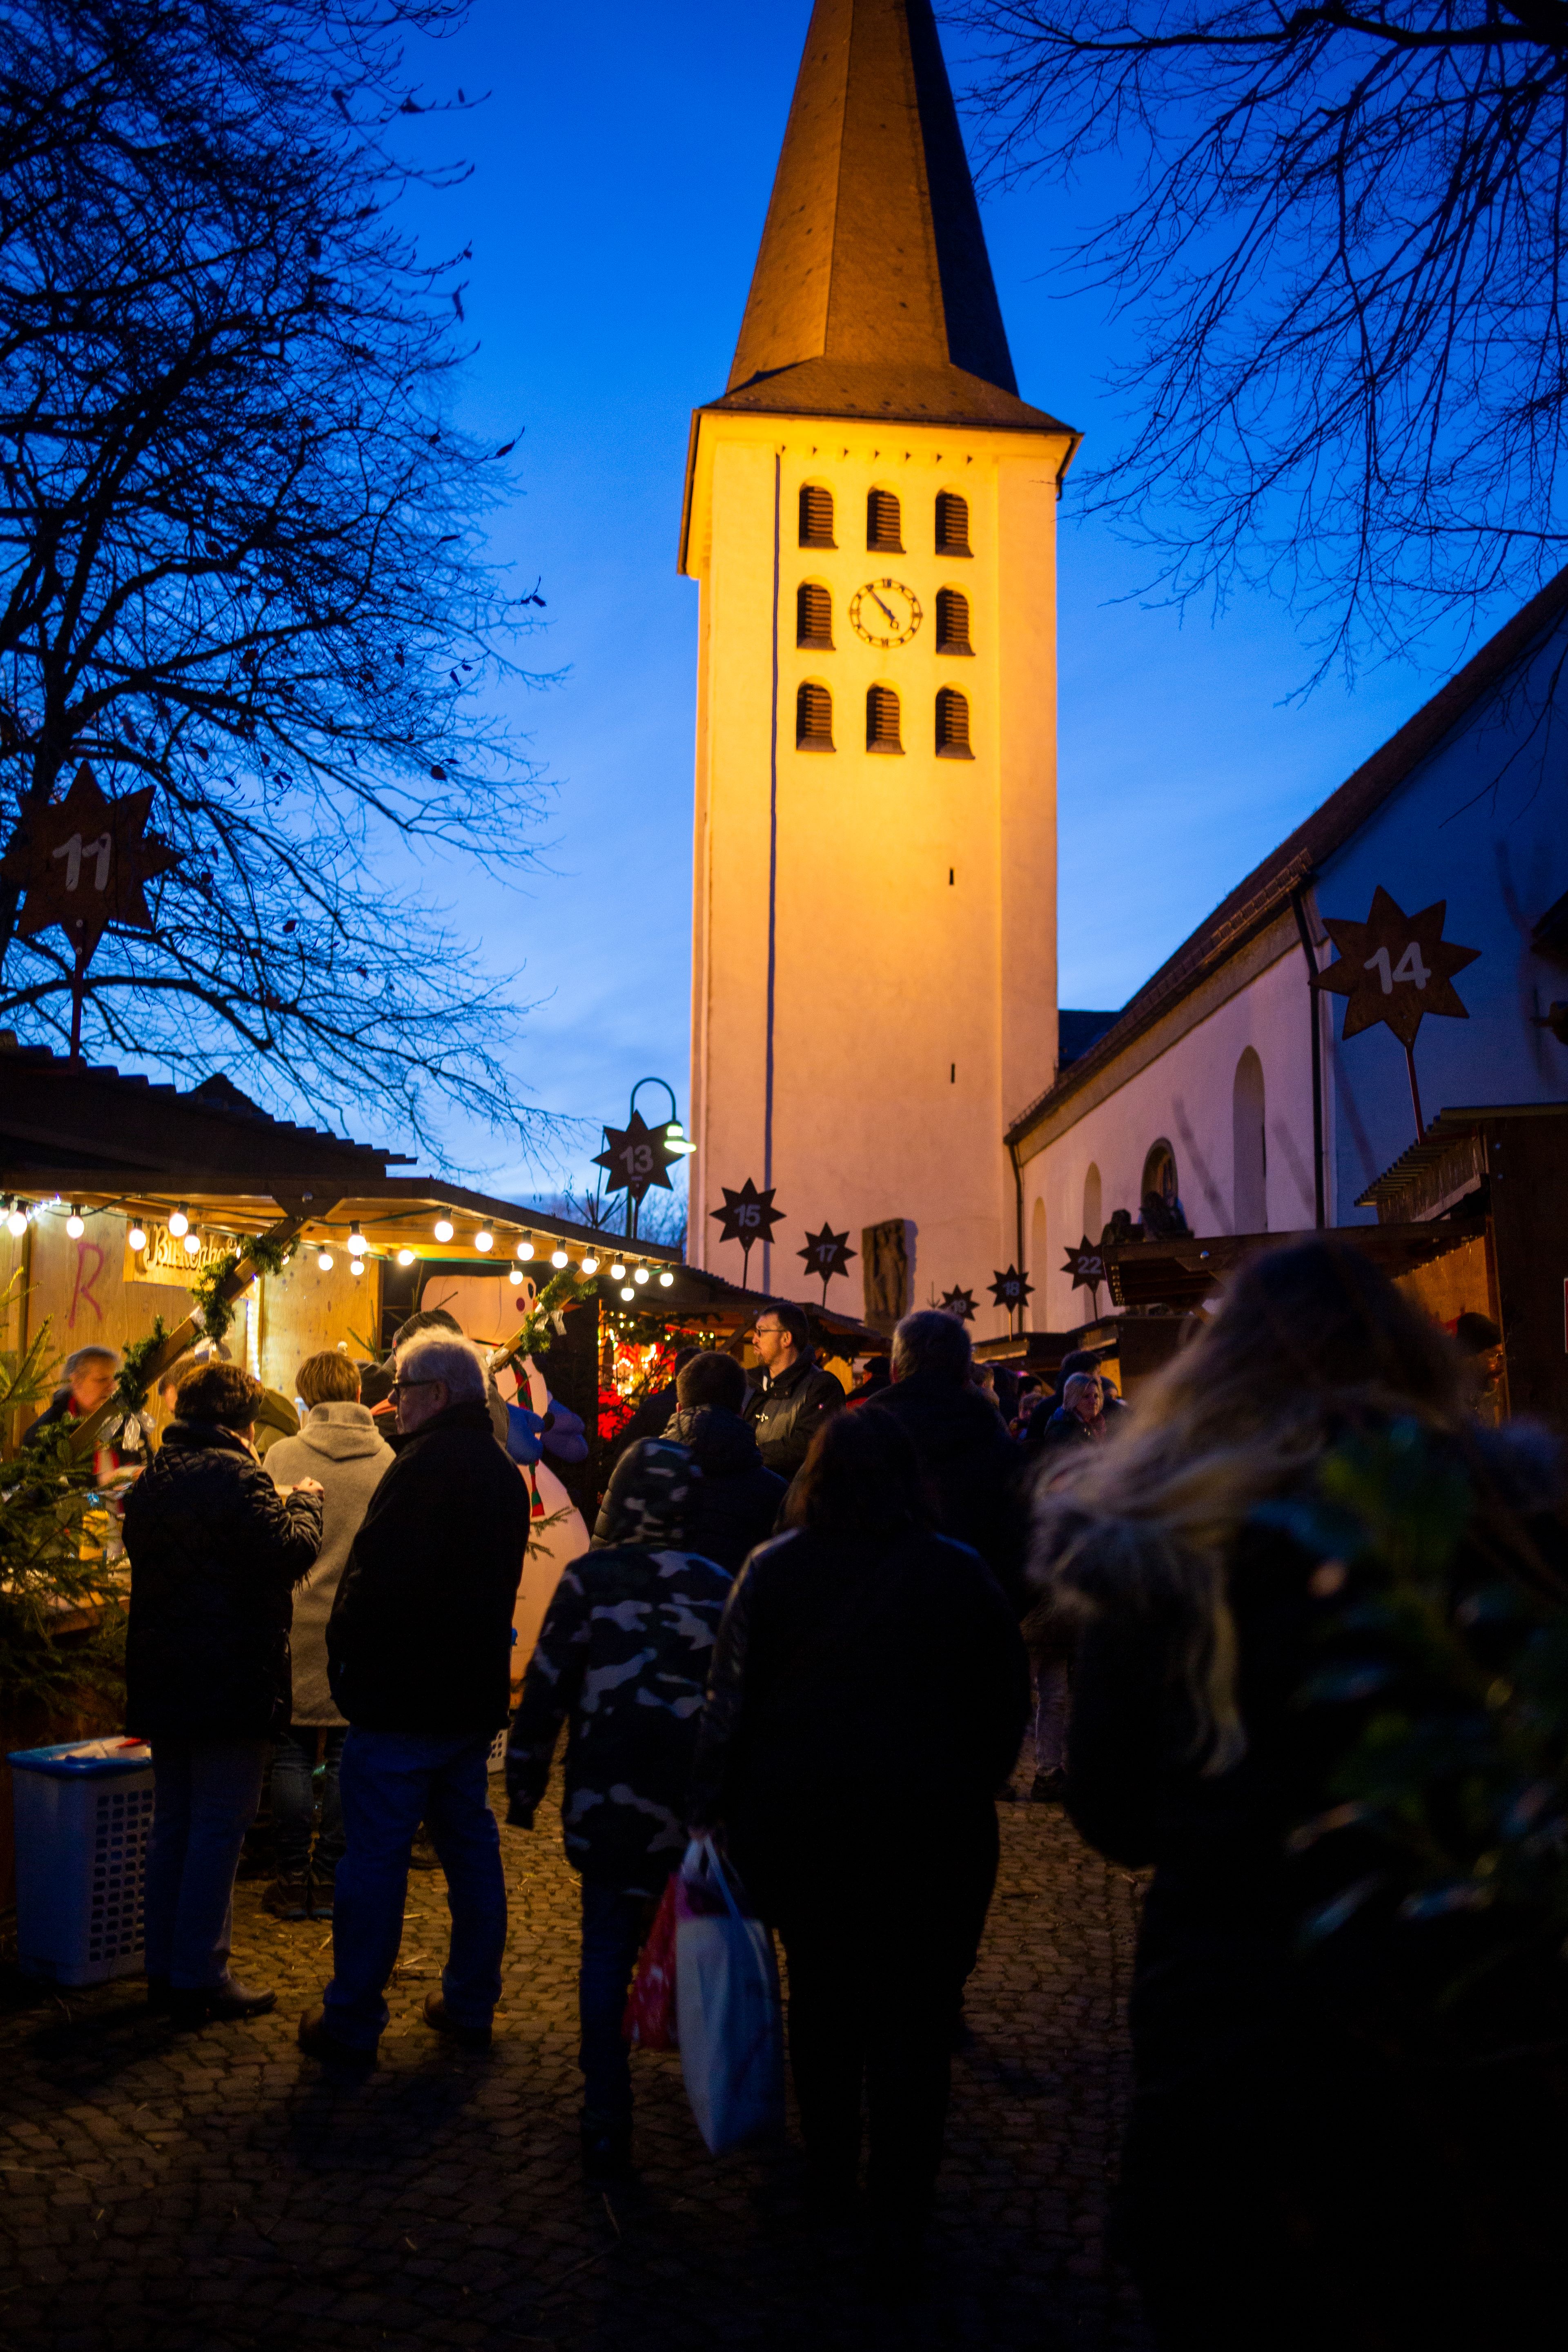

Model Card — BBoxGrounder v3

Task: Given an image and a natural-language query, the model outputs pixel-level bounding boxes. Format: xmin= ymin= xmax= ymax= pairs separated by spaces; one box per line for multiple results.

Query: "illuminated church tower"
xmin=680 ymin=0 xmax=1077 ymax=1326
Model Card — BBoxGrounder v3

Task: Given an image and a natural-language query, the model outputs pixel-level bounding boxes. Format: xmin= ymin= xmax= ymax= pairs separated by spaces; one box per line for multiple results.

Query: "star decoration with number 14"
xmin=1311 ymin=886 xmax=1480 ymax=1049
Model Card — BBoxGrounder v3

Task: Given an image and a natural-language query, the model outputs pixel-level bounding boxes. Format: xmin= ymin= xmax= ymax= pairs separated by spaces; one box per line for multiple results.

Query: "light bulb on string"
xmin=434 ymin=1213 xmax=454 ymax=1244
xmin=317 ymin=1248 xmax=334 ymax=1272
xmin=610 ymin=1261 xmax=627 ymax=1281
xmin=396 ymin=1248 xmax=415 ymax=1267
xmin=581 ymin=1255 xmax=599 ymax=1276
xmin=349 ymin=1255 xmax=364 ymax=1278
xmin=633 ymin=1265 xmax=650 ymax=1286
xmin=347 ymin=1225 xmax=367 ymax=1257
xmin=127 ymin=1221 xmax=147 ymax=1253
xmin=475 ymin=1227 xmax=494 ymax=1253
xmin=168 ymin=1205 xmax=189 ymax=1238
xmin=620 ymin=1286 xmax=635 ymax=1303
xmin=550 ymin=1247 xmax=568 ymax=1270
xmin=516 ymin=1238 xmax=535 ymax=1261
xmin=508 ymin=1266 xmax=524 ymax=1287
xmin=658 ymin=1269 xmax=674 ymax=1287
xmin=183 ymin=1228 xmax=202 ymax=1256
xmin=5 ymin=1200 xmax=27 ymax=1239
xmin=66 ymin=1204 xmax=85 ymax=1238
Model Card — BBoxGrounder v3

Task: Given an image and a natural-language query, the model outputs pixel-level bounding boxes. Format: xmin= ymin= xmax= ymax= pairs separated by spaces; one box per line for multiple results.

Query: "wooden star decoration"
xmin=1062 ymin=1237 xmax=1107 ymax=1295
xmin=2 ymin=761 xmax=178 ymax=959
xmin=938 ymin=1286 xmax=976 ymax=1322
xmin=593 ymin=1110 xmax=676 ymax=1203
xmin=799 ymin=1222 xmax=855 ymax=1301
xmin=1311 ymin=886 xmax=1480 ymax=1050
xmin=709 ymin=1178 xmax=784 ymax=1262
xmin=989 ymin=1265 xmax=1033 ymax=1313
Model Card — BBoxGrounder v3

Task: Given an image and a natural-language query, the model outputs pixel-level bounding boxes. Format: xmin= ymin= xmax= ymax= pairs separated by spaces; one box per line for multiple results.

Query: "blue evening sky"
xmin=395 ymin=0 xmax=1498 ymax=1194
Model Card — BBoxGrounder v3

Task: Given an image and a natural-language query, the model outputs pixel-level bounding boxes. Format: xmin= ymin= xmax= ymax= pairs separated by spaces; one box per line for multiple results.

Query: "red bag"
xmin=623 ymin=1872 xmax=681 ymax=2050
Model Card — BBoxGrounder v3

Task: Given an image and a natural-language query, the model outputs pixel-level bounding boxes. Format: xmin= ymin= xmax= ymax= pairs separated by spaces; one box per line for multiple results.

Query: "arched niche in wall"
xmin=1082 ymin=1163 xmax=1102 ymax=1245
xmin=1233 ymin=1048 xmax=1267 ymax=1233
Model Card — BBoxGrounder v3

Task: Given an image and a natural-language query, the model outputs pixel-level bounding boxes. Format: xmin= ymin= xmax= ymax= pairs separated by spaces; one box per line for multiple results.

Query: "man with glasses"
xmin=297 ymin=1329 xmax=531 ymax=2073
xmin=744 ymin=1300 xmax=845 ymax=1481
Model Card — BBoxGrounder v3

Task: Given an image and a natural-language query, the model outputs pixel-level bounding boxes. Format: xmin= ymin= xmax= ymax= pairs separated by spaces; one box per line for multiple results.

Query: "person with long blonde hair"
xmin=1032 ymin=1237 xmax=1568 ymax=2350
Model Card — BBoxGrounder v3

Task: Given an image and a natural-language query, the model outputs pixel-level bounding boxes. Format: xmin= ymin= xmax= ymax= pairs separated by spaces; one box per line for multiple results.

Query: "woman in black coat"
xmin=690 ymin=1407 xmax=1029 ymax=2276
xmin=124 ymin=1361 xmax=322 ymax=2025
xmin=1034 ymin=1238 xmax=1568 ymax=2351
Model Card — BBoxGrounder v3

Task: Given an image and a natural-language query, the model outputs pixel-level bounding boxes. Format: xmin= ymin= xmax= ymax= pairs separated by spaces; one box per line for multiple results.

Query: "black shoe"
xmin=308 ymin=1871 xmax=335 ymax=1921
xmin=408 ymin=1825 xmax=441 ymax=1871
xmin=422 ymin=1991 xmax=491 ymax=2050
xmin=263 ymin=1872 xmax=311 ymax=1920
xmin=145 ymin=1974 xmax=171 ymax=2012
xmin=1030 ymin=1767 xmax=1067 ymax=1804
xmin=580 ymin=2111 xmax=634 ymax=2185
xmin=297 ymin=2006 xmax=376 ymax=2074
xmin=167 ymin=1977 xmax=277 ymax=2028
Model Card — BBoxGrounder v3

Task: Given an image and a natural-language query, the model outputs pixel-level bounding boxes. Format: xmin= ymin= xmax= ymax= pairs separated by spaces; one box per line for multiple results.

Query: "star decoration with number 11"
xmin=1311 ymin=886 xmax=1480 ymax=1049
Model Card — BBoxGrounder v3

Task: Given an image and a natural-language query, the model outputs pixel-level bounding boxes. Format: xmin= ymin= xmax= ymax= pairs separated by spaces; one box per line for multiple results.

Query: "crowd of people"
xmin=39 ymin=1238 xmax=1567 ymax=2338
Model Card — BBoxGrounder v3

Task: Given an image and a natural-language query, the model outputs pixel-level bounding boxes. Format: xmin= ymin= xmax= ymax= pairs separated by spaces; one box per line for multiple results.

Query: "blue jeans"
xmin=270 ymin=1726 xmax=347 ymax=1877
xmin=145 ymin=1738 xmax=269 ymax=1990
xmin=322 ymin=1728 xmax=506 ymax=2051
xmin=579 ymin=1880 xmax=658 ymax=2120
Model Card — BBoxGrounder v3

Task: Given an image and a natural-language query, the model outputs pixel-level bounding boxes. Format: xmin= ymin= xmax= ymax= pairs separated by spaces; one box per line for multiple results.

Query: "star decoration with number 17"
xmin=798 ymin=1223 xmax=855 ymax=1285
xmin=1311 ymin=886 xmax=1480 ymax=1049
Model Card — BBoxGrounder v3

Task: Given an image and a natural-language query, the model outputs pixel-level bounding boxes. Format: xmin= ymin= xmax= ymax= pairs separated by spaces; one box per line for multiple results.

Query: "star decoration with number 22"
xmin=1311 ymin=886 xmax=1479 ymax=1049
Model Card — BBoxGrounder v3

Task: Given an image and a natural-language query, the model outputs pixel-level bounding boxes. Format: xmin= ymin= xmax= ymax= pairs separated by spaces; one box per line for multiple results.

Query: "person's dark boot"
xmin=1030 ymin=1766 xmax=1067 ymax=1804
xmin=263 ymin=1871 xmax=311 ymax=1920
xmin=422 ymin=1991 xmax=491 ymax=2051
xmin=308 ymin=1870 xmax=335 ymax=1921
xmin=167 ymin=1977 xmax=277 ymax=2028
xmin=297 ymin=2006 xmax=376 ymax=2075
xmin=579 ymin=2110 xmax=634 ymax=2184
xmin=408 ymin=1824 xmax=441 ymax=1871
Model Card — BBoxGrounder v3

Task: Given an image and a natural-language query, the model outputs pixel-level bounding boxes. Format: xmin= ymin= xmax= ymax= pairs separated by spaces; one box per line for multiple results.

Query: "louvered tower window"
xmin=935 ymin=490 xmax=971 ymax=554
xmin=935 ymin=687 xmax=972 ymax=757
xmin=797 ymin=682 xmax=834 ymax=750
xmin=866 ymin=685 xmax=902 ymax=753
xmin=866 ymin=490 xmax=903 ymax=552
xmin=799 ymin=485 xmax=835 ymax=547
xmin=935 ymin=589 xmax=972 ymax=653
xmin=797 ymin=583 xmax=833 ymax=648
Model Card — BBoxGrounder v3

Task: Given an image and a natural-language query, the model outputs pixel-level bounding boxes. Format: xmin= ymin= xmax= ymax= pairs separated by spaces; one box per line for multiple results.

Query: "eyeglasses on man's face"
xmin=388 ymin=1376 xmax=443 ymax=1399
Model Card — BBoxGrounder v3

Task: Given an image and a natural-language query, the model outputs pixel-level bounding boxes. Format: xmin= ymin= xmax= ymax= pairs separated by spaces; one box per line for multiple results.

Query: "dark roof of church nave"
xmin=708 ymin=0 xmax=1074 ymax=440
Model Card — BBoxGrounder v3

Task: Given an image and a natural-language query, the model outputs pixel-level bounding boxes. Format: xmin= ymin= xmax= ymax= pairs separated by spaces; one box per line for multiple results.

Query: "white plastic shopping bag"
xmin=675 ymin=1835 xmax=785 ymax=2155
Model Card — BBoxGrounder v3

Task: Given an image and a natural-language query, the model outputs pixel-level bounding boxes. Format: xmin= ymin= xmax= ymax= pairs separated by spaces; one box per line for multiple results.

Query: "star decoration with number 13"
xmin=850 ymin=579 xmax=922 ymax=648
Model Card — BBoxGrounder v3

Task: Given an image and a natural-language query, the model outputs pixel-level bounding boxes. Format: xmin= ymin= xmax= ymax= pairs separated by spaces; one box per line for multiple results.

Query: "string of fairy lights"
xmin=2 ymin=1194 xmax=679 ymax=1306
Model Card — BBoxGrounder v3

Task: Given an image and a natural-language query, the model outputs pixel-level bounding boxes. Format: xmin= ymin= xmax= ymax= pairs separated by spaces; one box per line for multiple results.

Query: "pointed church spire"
xmin=713 ymin=0 xmax=1066 ymax=433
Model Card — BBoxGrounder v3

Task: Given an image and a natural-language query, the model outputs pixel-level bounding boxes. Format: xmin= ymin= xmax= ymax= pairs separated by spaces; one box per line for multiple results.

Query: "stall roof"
xmin=617 ymin=1257 xmax=884 ymax=1354
xmin=0 ymin=1042 xmax=678 ymax=1269
xmin=1356 ymin=1101 xmax=1568 ymax=1220
xmin=1100 ymin=1220 xmax=1485 ymax=1314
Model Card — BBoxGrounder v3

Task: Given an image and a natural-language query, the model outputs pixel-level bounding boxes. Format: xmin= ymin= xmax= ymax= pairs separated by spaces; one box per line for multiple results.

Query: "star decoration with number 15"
xmin=1311 ymin=885 xmax=1480 ymax=1049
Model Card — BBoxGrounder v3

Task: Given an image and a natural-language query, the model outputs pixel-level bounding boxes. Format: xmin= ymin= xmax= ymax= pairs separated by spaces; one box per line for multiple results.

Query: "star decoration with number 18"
xmin=1311 ymin=885 xmax=1480 ymax=1049
xmin=989 ymin=1265 xmax=1033 ymax=1312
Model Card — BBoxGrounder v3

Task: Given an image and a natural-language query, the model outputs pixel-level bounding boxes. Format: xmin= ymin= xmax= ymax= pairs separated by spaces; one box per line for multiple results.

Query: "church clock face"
xmin=850 ymin=578 xmax=922 ymax=648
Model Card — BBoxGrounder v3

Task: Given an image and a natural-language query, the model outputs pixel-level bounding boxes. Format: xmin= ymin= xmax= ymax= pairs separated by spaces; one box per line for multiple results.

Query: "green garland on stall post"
xmin=115 ymin=1318 xmax=171 ymax=1416
xmin=504 ymin=1263 xmax=601 ymax=1365
xmin=114 ymin=1232 xmax=298 ymax=1413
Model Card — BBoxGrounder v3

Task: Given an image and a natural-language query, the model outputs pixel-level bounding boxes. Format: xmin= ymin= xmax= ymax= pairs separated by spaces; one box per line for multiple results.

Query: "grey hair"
xmin=395 ymin=1329 xmax=486 ymax=1405
xmin=64 ymin=1345 xmax=119 ymax=1375
xmin=891 ymin=1308 xmax=973 ymax=1383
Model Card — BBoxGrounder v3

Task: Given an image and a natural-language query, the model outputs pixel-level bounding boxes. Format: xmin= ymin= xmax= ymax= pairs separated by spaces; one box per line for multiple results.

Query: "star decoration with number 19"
xmin=709 ymin=1178 xmax=784 ymax=1251
xmin=1311 ymin=885 xmax=1480 ymax=1049
xmin=938 ymin=1287 xmax=976 ymax=1322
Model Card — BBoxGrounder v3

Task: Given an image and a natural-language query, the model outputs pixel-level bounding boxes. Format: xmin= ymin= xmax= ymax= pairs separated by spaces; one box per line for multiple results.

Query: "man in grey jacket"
xmin=264 ymin=1353 xmax=393 ymax=1920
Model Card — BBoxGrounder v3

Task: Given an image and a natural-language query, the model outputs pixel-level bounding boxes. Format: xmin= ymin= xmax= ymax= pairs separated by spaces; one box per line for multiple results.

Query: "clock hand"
xmin=870 ymin=590 xmax=898 ymax=626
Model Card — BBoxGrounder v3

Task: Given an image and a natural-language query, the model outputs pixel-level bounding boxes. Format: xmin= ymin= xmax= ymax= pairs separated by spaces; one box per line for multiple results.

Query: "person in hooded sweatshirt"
xmin=262 ymin=1351 xmax=394 ymax=1922
xmin=874 ymin=1310 xmax=1029 ymax=1614
xmin=592 ymin=1348 xmax=785 ymax=1572
xmin=506 ymin=1440 xmax=731 ymax=2183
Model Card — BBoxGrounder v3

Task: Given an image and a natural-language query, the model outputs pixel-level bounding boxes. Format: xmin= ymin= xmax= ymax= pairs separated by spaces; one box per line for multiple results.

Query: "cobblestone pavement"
xmin=0 ymin=1768 xmax=1152 ymax=2352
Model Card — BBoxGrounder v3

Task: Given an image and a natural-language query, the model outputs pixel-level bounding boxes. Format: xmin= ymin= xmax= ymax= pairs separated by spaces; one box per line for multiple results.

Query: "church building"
xmin=680 ymin=0 xmax=1076 ymax=1329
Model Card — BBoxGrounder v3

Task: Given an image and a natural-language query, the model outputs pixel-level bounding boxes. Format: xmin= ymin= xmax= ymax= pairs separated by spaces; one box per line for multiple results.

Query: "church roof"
xmin=706 ymin=0 xmax=1074 ymax=439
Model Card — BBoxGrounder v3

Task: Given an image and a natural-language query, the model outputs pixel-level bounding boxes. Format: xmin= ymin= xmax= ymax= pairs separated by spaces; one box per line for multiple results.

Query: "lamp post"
xmin=594 ymin=1076 xmax=696 ymax=1242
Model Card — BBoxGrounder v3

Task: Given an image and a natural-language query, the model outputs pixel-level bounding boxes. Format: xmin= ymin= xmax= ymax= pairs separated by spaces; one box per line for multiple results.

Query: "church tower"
xmin=679 ymin=0 xmax=1077 ymax=1329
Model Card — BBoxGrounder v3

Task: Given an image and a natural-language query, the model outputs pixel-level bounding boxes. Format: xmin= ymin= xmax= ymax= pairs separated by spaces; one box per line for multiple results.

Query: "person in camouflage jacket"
xmin=504 ymin=1438 xmax=731 ymax=2180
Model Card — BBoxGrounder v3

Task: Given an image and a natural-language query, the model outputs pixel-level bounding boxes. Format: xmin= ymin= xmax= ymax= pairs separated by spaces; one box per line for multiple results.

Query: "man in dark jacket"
xmin=506 ymin=1441 xmax=730 ymax=2180
xmin=123 ymin=1361 xmax=323 ymax=2025
xmin=594 ymin=1350 xmax=784 ymax=1572
xmin=875 ymin=1311 xmax=1029 ymax=1613
xmin=298 ymin=1330 xmax=531 ymax=2071
xmin=744 ymin=1301 xmax=844 ymax=1480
